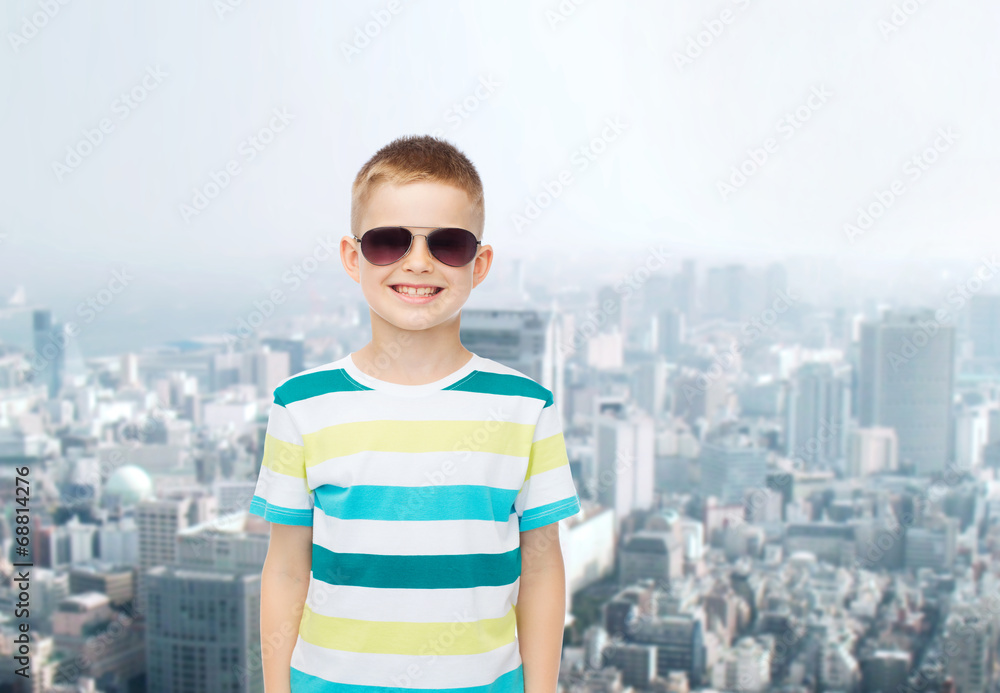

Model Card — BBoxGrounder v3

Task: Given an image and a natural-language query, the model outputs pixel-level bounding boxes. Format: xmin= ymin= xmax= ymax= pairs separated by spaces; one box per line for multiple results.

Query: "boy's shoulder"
xmin=465 ymin=355 xmax=554 ymax=407
xmin=270 ymin=354 xmax=355 ymax=404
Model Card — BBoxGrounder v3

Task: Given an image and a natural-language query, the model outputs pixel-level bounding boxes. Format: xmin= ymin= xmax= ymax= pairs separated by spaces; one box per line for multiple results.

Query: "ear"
xmin=471 ymin=244 xmax=493 ymax=289
xmin=341 ymin=235 xmax=362 ymax=283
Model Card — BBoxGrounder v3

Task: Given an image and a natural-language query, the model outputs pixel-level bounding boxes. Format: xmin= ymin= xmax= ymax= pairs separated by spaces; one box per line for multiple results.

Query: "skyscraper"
xmin=656 ymin=308 xmax=685 ymax=361
xmin=699 ymin=441 xmax=768 ymax=506
xmin=784 ymin=362 xmax=851 ymax=471
xmin=968 ymin=294 xmax=1000 ymax=373
xmin=594 ymin=409 xmax=655 ymax=529
xmin=858 ymin=309 xmax=955 ymax=477
xmin=32 ymin=308 xmax=65 ymax=398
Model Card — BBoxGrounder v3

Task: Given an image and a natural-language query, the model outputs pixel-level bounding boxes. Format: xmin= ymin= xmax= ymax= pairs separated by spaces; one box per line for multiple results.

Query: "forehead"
xmin=363 ymin=180 xmax=478 ymax=229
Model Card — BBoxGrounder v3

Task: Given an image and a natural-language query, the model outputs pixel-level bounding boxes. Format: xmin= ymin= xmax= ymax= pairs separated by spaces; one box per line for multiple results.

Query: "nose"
xmin=401 ymin=234 xmax=434 ymax=269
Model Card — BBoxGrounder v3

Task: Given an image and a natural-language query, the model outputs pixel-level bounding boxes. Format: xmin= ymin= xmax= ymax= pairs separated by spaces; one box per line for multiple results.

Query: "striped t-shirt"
xmin=249 ymin=351 xmax=582 ymax=693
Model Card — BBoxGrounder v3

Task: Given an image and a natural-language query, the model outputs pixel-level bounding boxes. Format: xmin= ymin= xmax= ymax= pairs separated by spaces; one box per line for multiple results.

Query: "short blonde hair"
xmin=351 ymin=135 xmax=485 ymax=239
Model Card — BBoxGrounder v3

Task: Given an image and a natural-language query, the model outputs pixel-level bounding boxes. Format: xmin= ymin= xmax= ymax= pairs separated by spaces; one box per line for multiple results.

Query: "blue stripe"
xmin=312 ymin=544 xmax=521 ymax=589
xmin=249 ymin=495 xmax=313 ymax=526
xmin=290 ymin=663 xmax=524 ymax=693
xmin=446 ymin=370 xmax=553 ymax=406
xmin=518 ymin=496 xmax=581 ymax=532
xmin=276 ymin=368 xmax=371 ymax=405
xmin=314 ymin=484 xmax=518 ymax=522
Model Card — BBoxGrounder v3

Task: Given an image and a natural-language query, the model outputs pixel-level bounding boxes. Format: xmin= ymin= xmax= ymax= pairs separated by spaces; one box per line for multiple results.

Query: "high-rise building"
xmin=604 ymin=644 xmax=658 ymax=689
xmin=674 ymin=259 xmax=698 ymax=322
xmin=252 ymin=347 xmax=290 ymax=398
xmin=632 ymin=614 xmax=706 ymax=686
xmin=209 ymin=348 xmax=290 ymax=398
xmin=656 ymin=309 xmax=685 ymax=361
xmin=145 ymin=568 xmax=262 ymax=693
xmin=903 ymin=517 xmax=958 ymax=570
xmin=619 ymin=531 xmax=683 ymax=587
xmin=699 ymin=441 xmax=767 ymax=506
xmin=673 ymin=369 xmax=728 ymax=429
xmin=967 ymin=295 xmax=1000 ymax=369
xmin=860 ymin=649 xmax=910 ymax=693
xmin=261 ymin=336 xmax=305 ymax=376
xmin=846 ymin=427 xmax=899 ymax=477
xmin=784 ymin=362 xmax=851 ymax=470
xmin=459 ymin=308 xmax=555 ymax=386
xmin=145 ymin=513 xmax=269 ymax=693
xmin=704 ymin=264 xmax=749 ymax=322
xmin=944 ymin=603 xmax=996 ymax=693
xmin=597 ymin=285 xmax=624 ymax=335
xmin=711 ymin=637 xmax=771 ymax=692
xmin=32 ymin=308 xmax=65 ymax=398
xmin=634 ymin=357 xmax=670 ymax=419
xmin=858 ymin=309 xmax=955 ymax=476
xmin=135 ymin=491 xmax=217 ymax=614
xmin=594 ymin=409 xmax=655 ymax=528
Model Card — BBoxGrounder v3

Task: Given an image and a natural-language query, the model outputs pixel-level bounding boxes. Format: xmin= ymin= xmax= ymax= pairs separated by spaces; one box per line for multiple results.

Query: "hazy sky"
xmin=1 ymin=1 xmax=999 ymax=351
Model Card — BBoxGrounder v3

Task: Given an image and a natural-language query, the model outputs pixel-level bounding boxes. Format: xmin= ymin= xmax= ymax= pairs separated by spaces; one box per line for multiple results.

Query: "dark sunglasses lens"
xmin=429 ymin=228 xmax=478 ymax=266
xmin=362 ymin=227 xmax=411 ymax=265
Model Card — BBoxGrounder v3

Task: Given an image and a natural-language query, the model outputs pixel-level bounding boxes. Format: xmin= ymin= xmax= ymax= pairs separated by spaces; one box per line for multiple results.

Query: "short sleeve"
xmin=514 ymin=396 xmax=581 ymax=532
xmin=248 ymin=390 xmax=314 ymax=526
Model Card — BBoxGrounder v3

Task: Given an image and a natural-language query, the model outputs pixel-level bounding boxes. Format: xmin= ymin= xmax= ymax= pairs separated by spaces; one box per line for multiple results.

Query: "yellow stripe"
xmin=298 ymin=603 xmax=516 ymax=655
xmin=262 ymin=433 xmax=306 ymax=478
xmin=302 ymin=420 xmax=534 ymax=466
xmin=525 ymin=432 xmax=569 ymax=479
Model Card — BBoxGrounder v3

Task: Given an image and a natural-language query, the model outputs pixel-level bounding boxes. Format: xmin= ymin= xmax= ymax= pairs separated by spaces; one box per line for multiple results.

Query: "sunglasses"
xmin=352 ymin=226 xmax=481 ymax=267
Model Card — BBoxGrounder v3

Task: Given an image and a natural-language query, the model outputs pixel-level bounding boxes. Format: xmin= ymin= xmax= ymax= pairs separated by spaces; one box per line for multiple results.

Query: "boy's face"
xmin=341 ymin=180 xmax=492 ymax=334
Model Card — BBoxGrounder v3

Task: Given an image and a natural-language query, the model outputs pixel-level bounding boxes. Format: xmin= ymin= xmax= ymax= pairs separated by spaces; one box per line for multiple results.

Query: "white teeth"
xmin=393 ymin=285 xmax=440 ymax=297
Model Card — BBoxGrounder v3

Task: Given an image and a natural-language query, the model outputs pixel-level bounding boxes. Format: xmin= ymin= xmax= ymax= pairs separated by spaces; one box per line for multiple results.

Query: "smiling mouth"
xmin=391 ymin=285 xmax=443 ymax=297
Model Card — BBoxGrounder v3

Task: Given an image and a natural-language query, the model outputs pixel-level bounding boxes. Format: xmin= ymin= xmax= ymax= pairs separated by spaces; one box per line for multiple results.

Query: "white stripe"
xmin=264 ymin=400 xmax=303 ymax=444
xmin=254 ymin=465 xmax=313 ymax=512
xmin=288 ymin=385 xmax=542 ymax=434
xmin=312 ymin=515 xmax=520 ymax=556
xmin=308 ymin=450 xmax=528 ymax=489
xmin=305 ymin=579 xmax=520 ymax=623
xmin=532 ymin=401 xmax=564 ymax=441
xmin=514 ymin=464 xmax=577 ymax=517
xmin=291 ymin=636 xmax=523 ymax=689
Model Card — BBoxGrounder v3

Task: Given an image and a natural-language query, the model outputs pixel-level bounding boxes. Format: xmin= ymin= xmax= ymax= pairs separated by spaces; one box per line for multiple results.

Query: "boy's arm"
xmin=260 ymin=522 xmax=313 ymax=693
xmin=514 ymin=522 xmax=567 ymax=693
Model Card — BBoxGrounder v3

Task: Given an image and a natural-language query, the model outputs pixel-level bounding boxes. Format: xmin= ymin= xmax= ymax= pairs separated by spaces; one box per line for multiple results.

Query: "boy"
xmin=250 ymin=134 xmax=582 ymax=693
